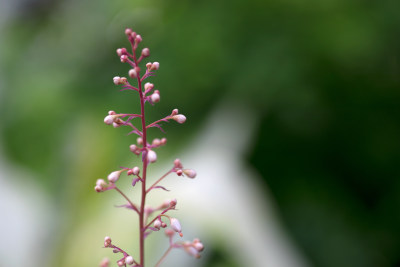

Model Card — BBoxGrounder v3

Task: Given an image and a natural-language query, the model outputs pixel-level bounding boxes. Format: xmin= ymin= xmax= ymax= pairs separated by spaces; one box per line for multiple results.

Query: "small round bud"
xmin=120 ymin=77 xmax=127 ymax=84
xmin=130 ymin=144 xmax=138 ymax=153
xmin=125 ymin=28 xmax=132 ymax=36
xmin=132 ymin=167 xmax=140 ymax=175
xmin=141 ymin=48 xmax=150 ymax=57
xmin=146 ymin=62 xmax=152 ymax=69
xmin=104 ymin=115 xmax=116 ymax=125
xmin=116 ymin=48 xmax=123 ymax=56
xmin=96 ymin=179 xmax=107 ymax=187
xmin=137 ymin=137 xmax=143 ymax=145
xmin=104 ymin=236 xmax=111 ymax=247
xmin=152 ymin=138 xmax=161 ymax=146
xmin=95 ymin=185 xmax=102 ymax=192
xmin=100 ymin=258 xmax=110 ymax=267
xmin=108 ymin=110 xmax=116 ymax=115
xmin=112 ymin=122 xmax=120 ymax=128
xmin=151 ymin=62 xmax=160 ymax=70
xmin=128 ymin=69 xmax=137 ymax=78
xmin=171 ymin=109 xmax=179 ymax=115
xmin=151 ymin=93 xmax=160 ymax=103
xmin=193 ymin=241 xmax=204 ymax=252
xmin=135 ymin=35 xmax=142 ymax=43
xmin=176 ymin=170 xmax=183 ymax=176
xmin=170 ymin=217 xmax=182 ymax=234
xmin=107 ymin=170 xmax=123 ymax=183
xmin=172 ymin=114 xmax=186 ymax=124
xmin=117 ymin=260 xmax=124 ymax=266
xmin=120 ymin=55 xmax=128 ymax=63
xmin=113 ymin=76 xmax=121 ymax=85
xmin=125 ymin=256 xmax=134 ymax=265
xmin=154 ymin=218 xmax=162 ymax=229
xmin=161 ymin=222 xmax=167 ymax=228
xmin=147 ymin=150 xmax=157 ymax=163
xmin=144 ymin=82 xmax=154 ymax=92
xmin=130 ymin=32 xmax=137 ymax=39
xmin=174 ymin=158 xmax=183 ymax=168
xmin=183 ymin=169 xmax=197 ymax=178
xmin=170 ymin=198 xmax=177 ymax=207
xmin=161 ymin=137 xmax=167 ymax=145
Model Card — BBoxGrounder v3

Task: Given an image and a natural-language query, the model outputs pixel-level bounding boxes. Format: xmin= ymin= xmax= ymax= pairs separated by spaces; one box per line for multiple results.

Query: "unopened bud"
xmin=154 ymin=218 xmax=162 ymax=229
xmin=172 ymin=114 xmax=186 ymax=124
xmin=94 ymin=185 xmax=102 ymax=192
xmin=132 ymin=167 xmax=140 ymax=175
xmin=130 ymin=32 xmax=137 ymax=39
xmin=100 ymin=258 xmax=110 ymax=267
xmin=125 ymin=256 xmax=134 ymax=265
xmin=137 ymin=137 xmax=143 ymax=145
xmin=151 ymin=93 xmax=160 ymax=103
xmin=165 ymin=228 xmax=175 ymax=237
xmin=183 ymin=169 xmax=196 ymax=178
xmin=107 ymin=170 xmax=123 ymax=183
xmin=171 ymin=109 xmax=179 ymax=115
xmin=170 ymin=198 xmax=177 ymax=207
xmin=108 ymin=110 xmax=116 ymax=115
xmin=135 ymin=35 xmax=142 ymax=43
xmin=146 ymin=62 xmax=152 ymax=69
xmin=117 ymin=260 xmax=124 ymax=266
xmin=104 ymin=236 xmax=112 ymax=246
xmin=170 ymin=217 xmax=182 ymax=234
xmin=161 ymin=137 xmax=167 ymax=145
xmin=104 ymin=115 xmax=116 ymax=125
xmin=174 ymin=158 xmax=183 ymax=168
xmin=128 ymin=69 xmax=137 ymax=78
xmin=152 ymin=138 xmax=161 ymax=146
xmin=147 ymin=150 xmax=157 ymax=163
xmin=193 ymin=241 xmax=204 ymax=252
xmin=176 ymin=170 xmax=183 ymax=176
xmin=151 ymin=62 xmax=160 ymax=70
xmin=113 ymin=76 xmax=121 ymax=85
xmin=144 ymin=82 xmax=154 ymax=92
xmin=141 ymin=48 xmax=150 ymax=57
xmin=125 ymin=28 xmax=132 ymax=36
xmin=120 ymin=55 xmax=128 ymax=62
xmin=120 ymin=77 xmax=127 ymax=84
xmin=130 ymin=144 xmax=138 ymax=153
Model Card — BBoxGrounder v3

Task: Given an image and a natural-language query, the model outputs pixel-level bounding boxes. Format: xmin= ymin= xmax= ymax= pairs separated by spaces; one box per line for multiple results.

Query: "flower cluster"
xmin=95 ymin=28 xmax=203 ymax=266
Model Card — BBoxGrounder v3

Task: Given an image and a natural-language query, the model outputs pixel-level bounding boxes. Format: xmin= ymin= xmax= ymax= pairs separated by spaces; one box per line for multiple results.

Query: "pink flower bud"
xmin=135 ymin=35 xmax=142 ymax=43
xmin=132 ymin=167 xmax=140 ymax=175
xmin=151 ymin=93 xmax=160 ymax=103
xmin=172 ymin=114 xmax=186 ymax=124
xmin=104 ymin=115 xmax=116 ymax=125
xmin=108 ymin=110 xmax=116 ymax=115
xmin=171 ymin=109 xmax=179 ymax=115
xmin=125 ymin=256 xmax=134 ymax=265
xmin=141 ymin=48 xmax=150 ymax=57
xmin=130 ymin=144 xmax=138 ymax=153
xmin=112 ymin=122 xmax=120 ymax=128
xmin=113 ymin=76 xmax=121 ymax=85
xmin=120 ymin=55 xmax=128 ymax=62
xmin=130 ymin=32 xmax=137 ymax=39
xmin=107 ymin=170 xmax=123 ymax=183
xmin=94 ymin=185 xmax=102 ymax=192
xmin=147 ymin=150 xmax=157 ymax=163
xmin=144 ymin=82 xmax=154 ymax=91
xmin=193 ymin=241 xmax=204 ymax=252
xmin=183 ymin=169 xmax=196 ymax=178
xmin=154 ymin=218 xmax=162 ymax=229
xmin=152 ymin=138 xmax=161 ymax=146
xmin=96 ymin=179 xmax=107 ymax=187
xmin=120 ymin=77 xmax=127 ymax=84
xmin=100 ymin=258 xmax=110 ymax=267
xmin=151 ymin=62 xmax=160 ymax=70
xmin=161 ymin=137 xmax=167 ymax=145
xmin=125 ymin=28 xmax=132 ymax=36
xmin=128 ymin=69 xmax=137 ymax=78
xmin=146 ymin=62 xmax=152 ymax=69
xmin=176 ymin=170 xmax=183 ymax=176
xmin=170 ymin=198 xmax=177 ymax=207
xmin=170 ymin=217 xmax=182 ymax=234
xmin=161 ymin=222 xmax=167 ymax=228
xmin=174 ymin=158 xmax=183 ymax=168
xmin=137 ymin=137 xmax=143 ymax=145
xmin=104 ymin=236 xmax=111 ymax=247
xmin=117 ymin=260 xmax=124 ymax=266
xmin=185 ymin=246 xmax=200 ymax=258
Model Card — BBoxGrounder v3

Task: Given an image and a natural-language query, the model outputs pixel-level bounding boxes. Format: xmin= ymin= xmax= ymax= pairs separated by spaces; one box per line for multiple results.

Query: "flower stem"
xmin=154 ymin=246 xmax=173 ymax=267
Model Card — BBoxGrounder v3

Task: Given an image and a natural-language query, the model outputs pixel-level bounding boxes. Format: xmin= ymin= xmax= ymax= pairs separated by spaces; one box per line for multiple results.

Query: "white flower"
xmin=172 ymin=114 xmax=186 ymax=124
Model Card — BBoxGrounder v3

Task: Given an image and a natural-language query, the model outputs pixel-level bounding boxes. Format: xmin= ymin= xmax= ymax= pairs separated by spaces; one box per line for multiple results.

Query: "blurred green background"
xmin=1 ymin=0 xmax=400 ymax=266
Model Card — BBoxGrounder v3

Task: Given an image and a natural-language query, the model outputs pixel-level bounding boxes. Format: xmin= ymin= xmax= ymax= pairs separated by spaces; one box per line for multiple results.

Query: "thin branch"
xmin=146 ymin=170 xmax=173 ymax=193
xmin=115 ymin=186 xmax=139 ymax=214
xmin=154 ymin=246 xmax=173 ymax=267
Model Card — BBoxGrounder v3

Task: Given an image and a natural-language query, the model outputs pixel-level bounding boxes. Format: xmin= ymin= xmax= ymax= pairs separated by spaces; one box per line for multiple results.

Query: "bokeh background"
xmin=1 ymin=0 xmax=400 ymax=266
